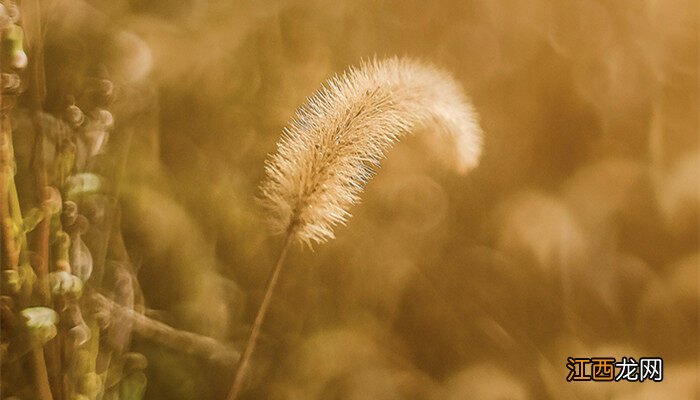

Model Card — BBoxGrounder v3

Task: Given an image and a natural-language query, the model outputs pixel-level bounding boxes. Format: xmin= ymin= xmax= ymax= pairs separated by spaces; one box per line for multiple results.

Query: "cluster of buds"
xmin=0 ymin=1 xmax=25 ymax=103
xmin=20 ymin=307 xmax=59 ymax=345
xmin=0 ymin=2 xmax=26 ymax=69
xmin=0 ymin=4 xmax=154 ymax=399
xmin=62 ymin=73 xmax=115 ymax=171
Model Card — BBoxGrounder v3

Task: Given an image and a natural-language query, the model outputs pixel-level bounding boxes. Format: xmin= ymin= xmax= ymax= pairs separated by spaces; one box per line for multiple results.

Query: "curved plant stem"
xmin=226 ymin=232 xmax=293 ymax=400
xmin=90 ymin=293 xmax=240 ymax=365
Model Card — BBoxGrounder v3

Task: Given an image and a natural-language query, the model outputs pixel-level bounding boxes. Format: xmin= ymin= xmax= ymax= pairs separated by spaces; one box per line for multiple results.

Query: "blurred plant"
xmin=0 ymin=4 xmax=59 ymax=400
xmin=227 ymin=57 xmax=483 ymax=399
xmin=0 ymin=3 xmax=189 ymax=399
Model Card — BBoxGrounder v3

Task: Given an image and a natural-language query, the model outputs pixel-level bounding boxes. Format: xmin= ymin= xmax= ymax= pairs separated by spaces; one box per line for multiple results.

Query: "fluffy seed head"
xmin=260 ymin=57 xmax=483 ymax=247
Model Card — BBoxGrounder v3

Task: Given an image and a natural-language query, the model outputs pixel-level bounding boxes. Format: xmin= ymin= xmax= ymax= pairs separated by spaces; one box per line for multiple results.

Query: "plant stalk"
xmin=226 ymin=232 xmax=293 ymax=400
xmin=90 ymin=293 xmax=241 ymax=365
xmin=0 ymin=115 xmax=19 ymax=270
xmin=31 ymin=346 xmax=55 ymax=400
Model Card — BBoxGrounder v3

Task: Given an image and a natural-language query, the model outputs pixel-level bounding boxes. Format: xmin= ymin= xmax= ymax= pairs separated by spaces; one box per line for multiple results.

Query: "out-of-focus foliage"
xmin=3 ymin=0 xmax=697 ymax=399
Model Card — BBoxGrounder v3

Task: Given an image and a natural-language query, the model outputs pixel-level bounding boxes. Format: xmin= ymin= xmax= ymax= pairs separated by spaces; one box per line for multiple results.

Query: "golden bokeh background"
xmin=5 ymin=0 xmax=699 ymax=399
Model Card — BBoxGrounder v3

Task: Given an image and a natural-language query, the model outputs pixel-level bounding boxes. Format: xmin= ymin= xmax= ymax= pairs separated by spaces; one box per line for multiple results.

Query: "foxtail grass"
xmin=227 ymin=57 xmax=483 ymax=400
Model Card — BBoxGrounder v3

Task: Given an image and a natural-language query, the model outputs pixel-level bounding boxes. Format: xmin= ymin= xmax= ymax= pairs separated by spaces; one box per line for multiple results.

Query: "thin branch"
xmin=226 ymin=232 xmax=293 ymax=400
xmin=90 ymin=293 xmax=240 ymax=366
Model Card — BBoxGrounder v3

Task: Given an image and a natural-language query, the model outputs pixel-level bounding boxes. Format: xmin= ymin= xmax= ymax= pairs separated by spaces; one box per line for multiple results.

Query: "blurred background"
xmin=12 ymin=0 xmax=699 ymax=399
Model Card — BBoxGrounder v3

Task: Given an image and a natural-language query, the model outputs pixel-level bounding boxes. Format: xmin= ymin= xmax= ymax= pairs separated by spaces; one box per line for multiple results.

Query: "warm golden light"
xmin=1 ymin=1 xmax=697 ymax=399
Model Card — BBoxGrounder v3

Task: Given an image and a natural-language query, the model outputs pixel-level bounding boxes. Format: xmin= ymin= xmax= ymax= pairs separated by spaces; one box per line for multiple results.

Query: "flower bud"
xmin=64 ymin=104 xmax=85 ymax=127
xmin=88 ymin=79 xmax=115 ymax=105
xmin=49 ymin=271 xmax=83 ymax=297
xmin=11 ymin=49 xmax=27 ymax=69
xmin=94 ymin=109 xmax=114 ymax=128
xmin=21 ymin=307 xmax=59 ymax=345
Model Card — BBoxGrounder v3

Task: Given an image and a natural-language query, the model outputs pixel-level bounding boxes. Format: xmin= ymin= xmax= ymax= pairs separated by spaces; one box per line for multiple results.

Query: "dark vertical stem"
xmin=225 ymin=233 xmax=293 ymax=400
